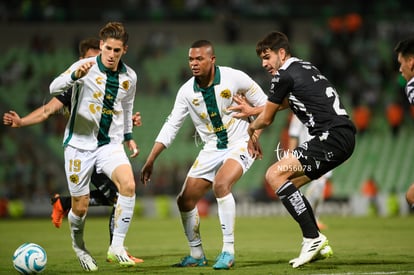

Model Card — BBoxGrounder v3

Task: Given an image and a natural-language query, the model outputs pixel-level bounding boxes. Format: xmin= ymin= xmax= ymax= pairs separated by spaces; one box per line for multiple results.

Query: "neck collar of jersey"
xmin=97 ymin=55 xmax=127 ymax=74
xmin=193 ymin=66 xmax=221 ymax=92
xmin=280 ymin=57 xmax=301 ymax=70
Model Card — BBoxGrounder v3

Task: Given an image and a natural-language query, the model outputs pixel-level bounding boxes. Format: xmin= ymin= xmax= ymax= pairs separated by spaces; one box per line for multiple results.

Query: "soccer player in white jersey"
xmin=394 ymin=38 xmax=414 ymax=210
xmin=140 ymin=40 xmax=267 ymax=270
xmin=49 ymin=22 xmax=139 ymax=271
xmin=3 ymin=37 xmax=143 ymax=264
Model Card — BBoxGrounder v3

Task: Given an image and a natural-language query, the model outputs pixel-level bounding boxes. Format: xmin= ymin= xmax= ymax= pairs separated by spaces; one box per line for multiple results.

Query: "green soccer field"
xmin=1 ymin=215 xmax=413 ymax=274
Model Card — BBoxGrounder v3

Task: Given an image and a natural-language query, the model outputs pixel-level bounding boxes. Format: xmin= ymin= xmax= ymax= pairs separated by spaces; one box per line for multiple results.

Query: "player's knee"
xmin=265 ymin=168 xmax=284 ymax=191
xmin=212 ymin=182 xmax=231 ymax=197
xmin=176 ymin=194 xmax=196 ymax=212
xmin=120 ymin=182 xmax=135 ymax=196
xmin=71 ymin=203 xmax=88 ymax=217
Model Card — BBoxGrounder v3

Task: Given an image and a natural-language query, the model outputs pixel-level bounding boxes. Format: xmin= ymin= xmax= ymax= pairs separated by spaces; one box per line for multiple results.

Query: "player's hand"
xmin=125 ymin=140 xmax=139 ymax=158
xmin=74 ymin=61 xmax=95 ymax=79
xmin=3 ymin=111 xmax=22 ymax=128
xmin=248 ymin=133 xmax=263 ymax=160
xmin=140 ymin=162 xmax=153 ymax=186
xmin=228 ymin=94 xmax=254 ymax=119
xmin=132 ymin=111 xmax=142 ymax=127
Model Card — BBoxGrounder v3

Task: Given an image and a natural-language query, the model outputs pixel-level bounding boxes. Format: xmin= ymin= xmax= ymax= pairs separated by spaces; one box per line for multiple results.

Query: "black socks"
xmin=277 ymin=181 xmax=319 ymax=238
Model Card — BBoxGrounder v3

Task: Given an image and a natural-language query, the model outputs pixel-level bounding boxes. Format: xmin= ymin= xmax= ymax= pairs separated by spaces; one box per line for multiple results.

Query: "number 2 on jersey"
xmin=326 ymin=87 xmax=347 ymax=115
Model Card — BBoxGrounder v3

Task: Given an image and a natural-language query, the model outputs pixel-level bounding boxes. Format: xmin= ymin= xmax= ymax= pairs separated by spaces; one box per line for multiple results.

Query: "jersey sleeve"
xmin=267 ymin=70 xmax=294 ymax=104
xmin=122 ymin=70 xmax=137 ymax=140
xmin=155 ymin=88 xmax=189 ymax=148
xmin=238 ymin=70 xmax=268 ymax=107
xmin=406 ymin=80 xmax=414 ymax=105
xmin=49 ymin=59 xmax=85 ymax=96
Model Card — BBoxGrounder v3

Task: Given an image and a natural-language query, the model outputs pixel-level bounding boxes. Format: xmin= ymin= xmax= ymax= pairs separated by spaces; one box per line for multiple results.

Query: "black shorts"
xmin=294 ymin=126 xmax=356 ymax=180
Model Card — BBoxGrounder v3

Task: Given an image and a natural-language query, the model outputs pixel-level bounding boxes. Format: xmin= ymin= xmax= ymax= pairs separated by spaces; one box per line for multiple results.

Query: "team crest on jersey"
xmin=220 ymin=89 xmax=231 ymax=99
xmin=122 ymin=80 xmax=130 ymax=90
xmin=69 ymin=174 xmax=79 ymax=184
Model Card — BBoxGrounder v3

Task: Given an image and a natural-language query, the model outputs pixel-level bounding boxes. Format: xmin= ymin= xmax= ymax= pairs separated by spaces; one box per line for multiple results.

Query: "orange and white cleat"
xmin=50 ymin=194 xmax=68 ymax=228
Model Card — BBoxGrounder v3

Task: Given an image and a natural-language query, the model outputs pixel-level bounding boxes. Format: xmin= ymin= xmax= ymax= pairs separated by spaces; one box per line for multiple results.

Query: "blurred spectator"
xmin=352 ymin=105 xmax=371 ymax=134
xmin=361 ymin=176 xmax=379 ymax=216
xmin=386 ymin=102 xmax=404 ymax=137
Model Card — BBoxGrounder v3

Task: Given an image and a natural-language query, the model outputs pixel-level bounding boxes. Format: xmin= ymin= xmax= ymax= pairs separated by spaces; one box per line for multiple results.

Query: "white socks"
xmin=180 ymin=193 xmax=236 ymax=258
xmin=217 ymin=193 xmax=235 ymax=255
xmin=68 ymin=209 xmax=86 ymax=251
xmin=180 ymin=207 xmax=204 ymax=259
xmin=111 ymin=194 xmax=135 ymax=249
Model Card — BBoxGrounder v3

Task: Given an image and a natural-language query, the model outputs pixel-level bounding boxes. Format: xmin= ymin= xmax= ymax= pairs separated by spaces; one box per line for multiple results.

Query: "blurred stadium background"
xmin=0 ymin=0 xmax=413 ymax=218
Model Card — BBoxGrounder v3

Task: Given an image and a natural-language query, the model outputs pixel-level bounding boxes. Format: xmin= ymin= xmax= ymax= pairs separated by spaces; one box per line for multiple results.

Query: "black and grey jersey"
xmin=406 ymin=78 xmax=414 ymax=105
xmin=55 ymin=89 xmax=72 ymax=109
xmin=267 ymin=57 xmax=354 ymax=136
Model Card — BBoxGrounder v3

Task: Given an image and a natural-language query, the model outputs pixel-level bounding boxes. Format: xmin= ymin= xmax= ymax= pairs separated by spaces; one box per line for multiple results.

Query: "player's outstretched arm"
xmin=229 ymin=95 xmax=264 ymax=118
xmin=3 ymin=97 xmax=64 ymax=128
xmin=140 ymin=142 xmax=166 ymax=186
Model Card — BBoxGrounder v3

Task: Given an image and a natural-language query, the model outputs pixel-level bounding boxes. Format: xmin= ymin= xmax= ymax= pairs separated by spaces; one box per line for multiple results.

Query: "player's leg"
xmin=89 ymin=170 xmax=143 ymax=264
xmin=50 ymin=194 xmax=71 ymax=228
xmin=98 ymin=144 xmax=137 ymax=267
xmin=64 ymin=145 xmax=98 ymax=272
xmin=210 ymin=159 xmax=244 ymax=270
xmin=304 ymin=176 xmax=327 ymax=229
xmin=90 ymin=171 xmax=118 ymax=206
xmin=172 ymin=176 xmax=210 ymax=267
xmin=265 ymin=155 xmax=327 ymax=268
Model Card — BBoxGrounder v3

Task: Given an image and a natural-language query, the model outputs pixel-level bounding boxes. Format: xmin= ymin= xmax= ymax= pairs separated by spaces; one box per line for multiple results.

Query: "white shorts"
xmin=64 ymin=144 xmax=131 ymax=196
xmin=187 ymin=141 xmax=254 ymax=182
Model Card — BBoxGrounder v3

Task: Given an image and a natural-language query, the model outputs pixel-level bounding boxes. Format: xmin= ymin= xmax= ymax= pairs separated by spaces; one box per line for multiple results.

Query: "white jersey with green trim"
xmin=155 ymin=66 xmax=267 ymax=150
xmin=49 ymin=55 xmax=137 ymax=150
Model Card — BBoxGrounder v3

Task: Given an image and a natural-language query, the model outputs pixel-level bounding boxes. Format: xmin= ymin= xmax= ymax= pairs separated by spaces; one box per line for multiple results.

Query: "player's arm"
xmin=140 ymin=142 xmax=166 ymax=185
xmin=3 ymin=97 xmax=64 ymax=128
xmin=50 ymin=60 xmax=94 ymax=96
xmin=229 ymin=95 xmax=264 ymax=118
xmin=248 ymin=100 xmax=284 ymax=137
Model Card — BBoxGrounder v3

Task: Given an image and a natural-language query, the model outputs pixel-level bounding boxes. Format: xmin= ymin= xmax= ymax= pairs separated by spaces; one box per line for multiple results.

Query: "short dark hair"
xmin=394 ymin=38 xmax=414 ymax=57
xmin=99 ymin=22 xmax=129 ymax=45
xmin=190 ymin=40 xmax=215 ymax=54
xmin=78 ymin=37 xmax=100 ymax=58
xmin=256 ymin=31 xmax=291 ymax=56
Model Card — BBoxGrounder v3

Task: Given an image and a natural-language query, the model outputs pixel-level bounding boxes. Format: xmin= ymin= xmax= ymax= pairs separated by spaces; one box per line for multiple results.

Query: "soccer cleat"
xmin=74 ymin=247 xmax=98 ymax=272
xmin=172 ymin=255 xmax=208 ymax=267
xmin=212 ymin=252 xmax=235 ymax=270
xmin=289 ymin=243 xmax=333 ymax=265
xmin=313 ymin=244 xmax=333 ymax=261
xmin=107 ymin=246 xmax=136 ymax=267
xmin=50 ymin=194 xmax=68 ymax=228
xmin=106 ymin=248 xmax=144 ymax=264
xmin=292 ymin=233 xmax=328 ymax=268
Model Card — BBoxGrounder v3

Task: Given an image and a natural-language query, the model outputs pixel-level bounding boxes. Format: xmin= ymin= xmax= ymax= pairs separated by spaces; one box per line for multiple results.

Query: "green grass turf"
xmin=1 ymin=215 xmax=414 ymax=274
